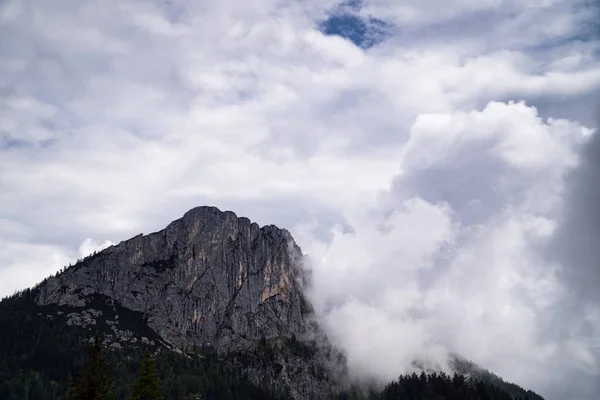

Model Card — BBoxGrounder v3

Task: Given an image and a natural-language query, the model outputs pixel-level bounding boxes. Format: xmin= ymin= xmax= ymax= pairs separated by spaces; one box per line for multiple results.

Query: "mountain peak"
xmin=182 ymin=205 xmax=239 ymax=222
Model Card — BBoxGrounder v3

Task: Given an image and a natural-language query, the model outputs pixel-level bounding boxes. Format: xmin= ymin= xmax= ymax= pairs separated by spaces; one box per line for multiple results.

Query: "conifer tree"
xmin=68 ymin=337 xmax=113 ymax=400
xmin=129 ymin=353 xmax=163 ymax=400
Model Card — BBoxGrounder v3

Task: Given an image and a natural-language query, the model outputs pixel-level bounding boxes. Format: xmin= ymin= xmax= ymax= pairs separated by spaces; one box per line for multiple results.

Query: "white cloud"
xmin=0 ymin=0 xmax=599 ymax=398
xmin=78 ymin=238 xmax=114 ymax=259
xmin=403 ymin=101 xmax=589 ymax=172
xmin=0 ymin=241 xmax=73 ymax=298
xmin=298 ymin=100 xmax=599 ymax=397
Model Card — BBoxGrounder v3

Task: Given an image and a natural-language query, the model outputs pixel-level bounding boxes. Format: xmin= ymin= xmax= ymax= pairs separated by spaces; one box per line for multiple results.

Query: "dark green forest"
xmin=0 ymin=289 xmax=281 ymax=400
xmin=378 ymin=372 xmax=543 ymax=400
xmin=0 ymin=289 xmax=544 ymax=400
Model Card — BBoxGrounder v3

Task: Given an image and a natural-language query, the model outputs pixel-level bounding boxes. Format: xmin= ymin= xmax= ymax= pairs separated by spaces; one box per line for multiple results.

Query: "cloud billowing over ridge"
xmin=298 ymin=101 xmax=598 ymax=397
xmin=1 ymin=0 xmax=599 ymax=398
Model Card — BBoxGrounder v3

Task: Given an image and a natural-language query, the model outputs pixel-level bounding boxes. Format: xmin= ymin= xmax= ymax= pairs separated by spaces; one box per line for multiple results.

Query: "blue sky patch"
xmin=318 ymin=1 xmax=391 ymax=49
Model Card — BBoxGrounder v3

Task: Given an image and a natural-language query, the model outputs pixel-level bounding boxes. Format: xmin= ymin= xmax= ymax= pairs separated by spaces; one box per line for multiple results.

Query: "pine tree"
xmin=68 ymin=337 xmax=113 ymax=400
xmin=129 ymin=353 xmax=163 ymax=400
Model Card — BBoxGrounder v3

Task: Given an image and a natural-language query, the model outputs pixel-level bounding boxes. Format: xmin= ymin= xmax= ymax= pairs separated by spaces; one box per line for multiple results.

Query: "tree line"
xmin=378 ymin=371 xmax=541 ymax=400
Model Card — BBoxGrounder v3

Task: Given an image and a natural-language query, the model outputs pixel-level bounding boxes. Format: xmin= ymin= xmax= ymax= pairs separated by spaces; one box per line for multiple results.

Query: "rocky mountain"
xmin=32 ymin=206 xmax=337 ymax=399
xmin=37 ymin=206 xmax=308 ymax=352
xmin=0 ymin=205 xmax=546 ymax=399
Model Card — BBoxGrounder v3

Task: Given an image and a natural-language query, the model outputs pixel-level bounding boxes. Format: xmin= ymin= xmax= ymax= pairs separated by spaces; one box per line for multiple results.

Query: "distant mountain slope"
xmin=379 ymin=371 xmax=538 ymax=400
xmin=449 ymin=356 xmax=544 ymax=400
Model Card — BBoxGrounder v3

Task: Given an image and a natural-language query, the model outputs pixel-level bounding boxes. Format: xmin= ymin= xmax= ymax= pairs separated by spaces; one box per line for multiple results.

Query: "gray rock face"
xmin=36 ymin=206 xmax=309 ymax=352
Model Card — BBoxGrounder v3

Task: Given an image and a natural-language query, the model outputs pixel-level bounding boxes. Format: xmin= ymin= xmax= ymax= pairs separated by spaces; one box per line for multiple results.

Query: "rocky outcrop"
xmin=36 ymin=206 xmax=308 ymax=352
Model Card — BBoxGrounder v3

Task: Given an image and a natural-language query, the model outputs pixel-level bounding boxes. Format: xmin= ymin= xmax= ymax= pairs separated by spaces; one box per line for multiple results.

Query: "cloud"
xmin=1 ymin=0 xmax=599 ymax=398
xmin=0 ymin=240 xmax=72 ymax=298
xmin=297 ymin=101 xmax=598 ymax=398
xmin=78 ymin=238 xmax=114 ymax=259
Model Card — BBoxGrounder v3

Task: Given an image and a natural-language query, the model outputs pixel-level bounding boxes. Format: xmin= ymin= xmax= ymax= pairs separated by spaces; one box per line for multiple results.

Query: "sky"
xmin=1 ymin=0 xmax=599 ymax=398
